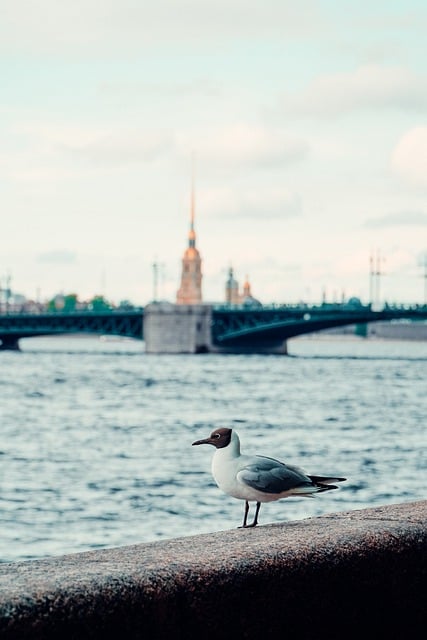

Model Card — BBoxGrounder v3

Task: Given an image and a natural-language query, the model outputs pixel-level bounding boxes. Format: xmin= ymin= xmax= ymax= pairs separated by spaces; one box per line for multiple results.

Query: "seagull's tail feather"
xmin=309 ymin=475 xmax=346 ymax=492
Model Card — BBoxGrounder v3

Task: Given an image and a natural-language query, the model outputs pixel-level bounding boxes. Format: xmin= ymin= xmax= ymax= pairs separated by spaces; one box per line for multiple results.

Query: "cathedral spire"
xmin=176 ymin=158 xmax=203 ymax=305
xmin=189 ymin=157 xmax=196 ymax=249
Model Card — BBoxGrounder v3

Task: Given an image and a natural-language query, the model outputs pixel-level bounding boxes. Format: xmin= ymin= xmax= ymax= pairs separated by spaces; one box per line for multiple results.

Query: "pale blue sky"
xmin=2 ymin=0 xmax=426 ymax=305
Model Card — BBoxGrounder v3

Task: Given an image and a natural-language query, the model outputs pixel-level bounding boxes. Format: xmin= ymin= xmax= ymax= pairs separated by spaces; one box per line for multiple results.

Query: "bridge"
xmin=0 ymin=304 xmax=426 ymax=351
xmin=0 ymin=310 xmax=144 ymax=350
xmin=210 ymin=303 xmax=427 ymax=351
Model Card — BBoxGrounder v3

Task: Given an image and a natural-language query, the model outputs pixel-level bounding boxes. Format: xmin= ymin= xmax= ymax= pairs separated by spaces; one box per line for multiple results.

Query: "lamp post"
xmin=423 ymin=254 xmax=427 ymax=306
xmin=152 ymin=261 xmax=166 ymax=302
xmin=5 ymin=273 xmax=11 ymax=315
xmin=369 ymin=250 xmax=385 ymax=308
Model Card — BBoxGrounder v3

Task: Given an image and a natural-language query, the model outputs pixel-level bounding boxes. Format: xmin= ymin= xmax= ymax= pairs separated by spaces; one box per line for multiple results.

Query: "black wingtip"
xmin=309 ymin=475 xmax=347 ymax=484
xmin=308 ymin=475 xmax=347 ymax=492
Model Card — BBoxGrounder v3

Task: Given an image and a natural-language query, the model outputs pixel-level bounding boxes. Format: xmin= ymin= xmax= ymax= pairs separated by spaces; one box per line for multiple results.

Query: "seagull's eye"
xmin=212 ymin=433 xmax=221 ymax=439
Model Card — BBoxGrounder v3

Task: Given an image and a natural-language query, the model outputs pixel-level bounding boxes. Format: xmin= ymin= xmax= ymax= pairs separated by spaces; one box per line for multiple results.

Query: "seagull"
xmin=192 ymin=427 xmax=346 ymax=528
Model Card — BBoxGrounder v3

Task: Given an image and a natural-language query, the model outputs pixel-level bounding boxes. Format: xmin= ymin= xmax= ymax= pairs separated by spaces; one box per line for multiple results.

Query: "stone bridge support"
xmin=143 ymin=303 xmax=289 ymax=354
xmin=144 ymin=302 xmax=212 ymax=353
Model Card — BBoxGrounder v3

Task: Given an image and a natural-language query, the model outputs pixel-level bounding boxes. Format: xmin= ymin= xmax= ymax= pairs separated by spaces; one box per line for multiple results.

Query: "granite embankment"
xmin=0 ymin=500 xmax=425 ymax=639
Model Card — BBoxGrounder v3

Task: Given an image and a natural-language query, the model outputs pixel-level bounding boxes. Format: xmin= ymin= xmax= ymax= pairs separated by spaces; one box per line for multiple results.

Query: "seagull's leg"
xmin=247 ymin=501 xmax=261 ymax=528
xmin=239 ymin=501 xmax=250 ymax=528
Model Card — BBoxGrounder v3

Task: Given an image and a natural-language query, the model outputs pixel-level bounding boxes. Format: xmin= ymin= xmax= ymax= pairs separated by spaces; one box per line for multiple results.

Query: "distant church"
xmin=176 ymin=174 xmax=261 ymax=307
xmin=176 ymin=179 xmax=203 ymax=305
xmin=225 ymin=267 xmax=261 ymax=307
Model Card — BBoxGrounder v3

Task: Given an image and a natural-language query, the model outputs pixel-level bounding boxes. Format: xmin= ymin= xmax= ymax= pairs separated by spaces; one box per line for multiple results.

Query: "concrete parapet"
xmin=0 ymin=500 xmax=425 ymax=639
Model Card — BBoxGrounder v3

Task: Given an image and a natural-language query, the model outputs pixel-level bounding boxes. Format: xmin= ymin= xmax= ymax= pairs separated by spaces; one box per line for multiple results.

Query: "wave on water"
xmin=0 ymin=336 xmax=426 ymax=562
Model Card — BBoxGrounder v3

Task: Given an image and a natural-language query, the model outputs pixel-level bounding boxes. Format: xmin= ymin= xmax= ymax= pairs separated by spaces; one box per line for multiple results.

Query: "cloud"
xmin=97 ymin=79 xmax=222 ymax=100
xmin=181 ymin=124 xmax=309 ymax=168
xmin=0 ymin=1 xmax=323 ymax=54
xmin=364 ymin=211 xmax=427 ymax=228
xmin=60 ymin=129 xmax=174 ymax=167
xmin=37 ymin=251 xmax=77 ymax=264
xmin=379 ymin=247 xmax=423 ymax=277
xmin=391 ymin=126 xmax=427 ymax=188
xmin=201 ymin=186 xmax=302 ymax=220
xmin=280 ymin=65 xmax=427 ymax=117
xmin=6 ymin=121 xmax=174 ymax=171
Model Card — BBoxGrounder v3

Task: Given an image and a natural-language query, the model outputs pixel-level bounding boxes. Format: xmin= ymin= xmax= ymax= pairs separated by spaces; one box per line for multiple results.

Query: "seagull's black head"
xmin=192 ymin=427 xmax=232 ymax=449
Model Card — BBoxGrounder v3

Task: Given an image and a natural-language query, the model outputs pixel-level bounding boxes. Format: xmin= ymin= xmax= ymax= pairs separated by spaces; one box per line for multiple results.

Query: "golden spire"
xmin=176 ymin=155 xmax=203 ymax=305
xmin=189 ymin=155 xmax=196 ymax=248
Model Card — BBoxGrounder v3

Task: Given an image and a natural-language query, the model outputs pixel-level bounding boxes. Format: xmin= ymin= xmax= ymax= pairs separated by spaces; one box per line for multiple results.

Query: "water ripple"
xmin=0 ymin=335 xmax=426 ymax=562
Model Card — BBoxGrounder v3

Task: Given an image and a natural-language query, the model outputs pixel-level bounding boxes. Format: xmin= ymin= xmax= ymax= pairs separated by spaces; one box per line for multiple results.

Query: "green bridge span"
xmin=0 ymin=304 xmax=426 ymax=351
xmin=0 ymin=310 xmax=144 ymax=350
xmin=211 ymin=304 xmax=427 ymax=350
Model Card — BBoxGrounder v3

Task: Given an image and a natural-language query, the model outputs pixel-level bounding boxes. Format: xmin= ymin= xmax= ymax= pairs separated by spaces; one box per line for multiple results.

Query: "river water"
xmin=0 ymin=335 xmax=426 ymax=563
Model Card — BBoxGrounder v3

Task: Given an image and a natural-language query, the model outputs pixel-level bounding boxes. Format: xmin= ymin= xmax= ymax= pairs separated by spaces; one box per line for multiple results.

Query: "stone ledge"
xmin=0 ymin=500 xmax=426 ymax=639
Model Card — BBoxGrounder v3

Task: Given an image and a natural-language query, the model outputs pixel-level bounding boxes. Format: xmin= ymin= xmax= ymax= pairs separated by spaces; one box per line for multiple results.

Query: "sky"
xmin=2 ymin=0 xmax=427 ymax=306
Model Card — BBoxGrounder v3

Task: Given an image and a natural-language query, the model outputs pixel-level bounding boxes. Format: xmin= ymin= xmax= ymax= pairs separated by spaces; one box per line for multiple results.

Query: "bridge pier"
xmin=0 ymin=336 xmax=20 ymax=351
xmin=144 ymin=304 xmax=289 ymax=354
xmin=144 ymin=303 xmax=212 ymax=354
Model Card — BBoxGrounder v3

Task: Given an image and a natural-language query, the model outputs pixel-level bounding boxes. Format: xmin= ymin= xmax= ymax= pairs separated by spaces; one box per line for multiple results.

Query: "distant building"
xmin=225 ymin=267 xmax=261 ymax=307
xmin=225 ymin=267 xmax=239 ymax=305
xmin=176 ymin=177 xmax=203 ymax=305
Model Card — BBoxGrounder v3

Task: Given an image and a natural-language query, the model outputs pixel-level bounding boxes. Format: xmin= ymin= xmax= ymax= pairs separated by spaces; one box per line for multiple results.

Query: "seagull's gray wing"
xmin=237 ymin=455 xmax=312 ymax=494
